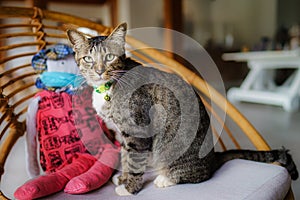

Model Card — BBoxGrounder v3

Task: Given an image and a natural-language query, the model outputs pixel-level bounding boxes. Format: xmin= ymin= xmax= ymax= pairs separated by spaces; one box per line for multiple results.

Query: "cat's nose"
xmin=95 ymin=68 xmax=105 ymax=75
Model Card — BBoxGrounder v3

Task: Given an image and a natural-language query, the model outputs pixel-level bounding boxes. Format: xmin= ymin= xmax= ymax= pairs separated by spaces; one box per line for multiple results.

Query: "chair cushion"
xmin=45 ymin=159 xmax=291 ymax=200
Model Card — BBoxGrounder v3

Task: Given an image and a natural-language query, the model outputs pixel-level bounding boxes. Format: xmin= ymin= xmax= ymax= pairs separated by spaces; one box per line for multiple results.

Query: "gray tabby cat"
xmin=67 ymin=23 xmax=298 ymax=196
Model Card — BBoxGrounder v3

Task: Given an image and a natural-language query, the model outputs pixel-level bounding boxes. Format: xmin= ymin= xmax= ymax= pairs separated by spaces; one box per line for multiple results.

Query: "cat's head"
xmin=67 ymin=23 xmax=127 ymax=87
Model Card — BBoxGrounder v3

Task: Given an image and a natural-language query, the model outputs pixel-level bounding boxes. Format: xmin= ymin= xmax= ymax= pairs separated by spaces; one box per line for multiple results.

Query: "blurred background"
xmin=1 ymin=0 xmax=300 ymax=89
xmin=1 ymin=0 xmax=300 ymax=199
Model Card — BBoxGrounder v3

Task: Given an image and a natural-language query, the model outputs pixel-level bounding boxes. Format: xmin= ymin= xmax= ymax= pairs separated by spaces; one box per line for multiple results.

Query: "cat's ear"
xmin=107 ymin=22 xmax=127 ymax=47
xmin=67 ymin=29 xmax=88 ymax=51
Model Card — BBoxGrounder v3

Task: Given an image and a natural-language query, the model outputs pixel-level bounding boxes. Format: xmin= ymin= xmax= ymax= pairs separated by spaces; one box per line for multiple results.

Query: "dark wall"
xmin=277 ymin=0 xmax=300 ymax=28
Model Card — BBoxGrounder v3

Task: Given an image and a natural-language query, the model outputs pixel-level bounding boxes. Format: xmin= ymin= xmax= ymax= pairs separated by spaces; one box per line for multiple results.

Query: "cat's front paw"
xmin=154 ymin=175 xmax=176 ymax=188
xmin=112 ymin=174 xmax=128 ymax=186
xmin=115 ymin=185 xmax=132 ymax=196
xmin=112 ymin=174 xmax=121 ymax=186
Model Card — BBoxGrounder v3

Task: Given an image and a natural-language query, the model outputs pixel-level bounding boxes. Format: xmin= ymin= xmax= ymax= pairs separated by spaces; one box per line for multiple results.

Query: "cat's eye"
xmin=83 ymin=56 xmax=94 ymax=63
xmin=105 ymin=54 xmax=116 ymax=62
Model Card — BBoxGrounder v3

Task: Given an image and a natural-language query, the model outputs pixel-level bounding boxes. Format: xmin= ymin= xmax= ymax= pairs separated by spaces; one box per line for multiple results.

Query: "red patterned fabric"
xmin=35 ymin=88 xmax=116 ymax=173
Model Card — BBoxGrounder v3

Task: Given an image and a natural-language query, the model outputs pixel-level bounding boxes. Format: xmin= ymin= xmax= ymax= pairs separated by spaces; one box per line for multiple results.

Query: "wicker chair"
xmin=0 ymin=6 xmax=294 ymax=199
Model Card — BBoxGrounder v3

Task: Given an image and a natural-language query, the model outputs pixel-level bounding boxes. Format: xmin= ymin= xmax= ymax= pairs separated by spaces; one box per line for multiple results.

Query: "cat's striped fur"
xmin=67 ymin=23 xmax=298 ymax=195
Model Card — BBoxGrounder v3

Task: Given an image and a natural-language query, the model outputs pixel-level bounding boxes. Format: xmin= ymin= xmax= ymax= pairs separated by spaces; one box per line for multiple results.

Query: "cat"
xmin=67 ymin=23 xmax=298 ymax=196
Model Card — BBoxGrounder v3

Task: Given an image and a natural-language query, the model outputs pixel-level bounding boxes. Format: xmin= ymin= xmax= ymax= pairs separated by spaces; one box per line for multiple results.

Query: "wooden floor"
xmin=233 ymin=101 xmax=300 ymax=199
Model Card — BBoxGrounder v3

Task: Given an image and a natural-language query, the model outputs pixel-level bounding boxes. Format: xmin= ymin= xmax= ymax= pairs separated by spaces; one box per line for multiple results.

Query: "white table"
xmin=222 ymin=49 xmax=300 ymax=112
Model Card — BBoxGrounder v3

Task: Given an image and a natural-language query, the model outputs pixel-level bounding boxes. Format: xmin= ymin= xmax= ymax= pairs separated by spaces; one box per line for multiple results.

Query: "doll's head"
xmin=32 ymin=44 xmax=82 ymax=90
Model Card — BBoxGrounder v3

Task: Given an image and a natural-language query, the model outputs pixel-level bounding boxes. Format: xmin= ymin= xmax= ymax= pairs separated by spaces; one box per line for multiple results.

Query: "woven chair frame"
xmin=0 ymin=6 xmax=294 ymax=199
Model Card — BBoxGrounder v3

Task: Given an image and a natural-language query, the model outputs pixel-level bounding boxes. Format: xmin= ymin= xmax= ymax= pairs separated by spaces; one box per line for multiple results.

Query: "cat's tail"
xmin=214 ymin=147 xmax=298 ymax=180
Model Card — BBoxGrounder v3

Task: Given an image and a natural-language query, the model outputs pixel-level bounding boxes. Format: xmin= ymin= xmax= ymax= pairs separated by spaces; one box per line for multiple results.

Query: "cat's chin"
xmin=90 ymin=80 xmax=107 ymax=87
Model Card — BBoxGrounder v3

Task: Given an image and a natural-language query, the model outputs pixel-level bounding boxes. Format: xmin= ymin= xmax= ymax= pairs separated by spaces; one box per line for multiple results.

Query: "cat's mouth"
xmin=87 ymin=75 xmax=107 ymax=88
xmin=100 ymin=71 xmax=111 ymax=81
xmin=91 ymin=69 xmax=125 ymax=87
xmin=96 ymin=78 xmax=108 ymax=85
xmin=89 ymin=73 xmax=113 ymax=88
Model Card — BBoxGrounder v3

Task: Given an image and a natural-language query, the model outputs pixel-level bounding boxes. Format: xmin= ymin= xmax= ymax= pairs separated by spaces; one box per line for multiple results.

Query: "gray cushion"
xmin=45 ymin=159 xmax=291 ymax=200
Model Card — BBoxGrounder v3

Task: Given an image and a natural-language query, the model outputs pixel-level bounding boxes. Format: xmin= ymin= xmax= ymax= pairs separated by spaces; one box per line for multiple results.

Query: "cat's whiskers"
xmin=72 ymin=79 xmax=89 ymax=97
xmin=111 ymin=76 xmax=126 ymax=90
xmin=75 ymin=75 xmax=88 ymax=84
xmin=76 ymin=80 xmax=87 ymax=90
xmin=74 ymin=76 xmax=86 ymax=83
xmin=110 ymin=70 xmax=148 ymax=91
xmin=111 ymin=69 xmax=144 ymax=80
xmin=112 ymin=75 xmax=133 ymax=89
xmin=59 ymin=75 xmax=87 ymax=92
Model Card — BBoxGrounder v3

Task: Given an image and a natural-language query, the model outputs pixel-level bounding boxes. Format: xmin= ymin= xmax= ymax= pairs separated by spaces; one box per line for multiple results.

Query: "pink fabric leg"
xmin=64 ymin=160 xmax=114 ymax=194
xmin=14 ymin=153 xmax=96 ymax=200
xmin=64 ymin=144 xmax=120 ymax=194
xmin=14 ymin=173 xmax=69 ymax=200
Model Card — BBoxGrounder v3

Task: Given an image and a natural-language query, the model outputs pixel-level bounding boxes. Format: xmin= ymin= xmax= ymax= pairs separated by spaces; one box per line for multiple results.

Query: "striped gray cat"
xmin=67 ymin=23 xmax=298 ymax=196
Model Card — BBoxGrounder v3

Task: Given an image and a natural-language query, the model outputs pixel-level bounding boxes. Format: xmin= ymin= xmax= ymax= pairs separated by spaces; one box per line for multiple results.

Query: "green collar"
xmin=94 ymin=80 xmax=113 ymax=101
